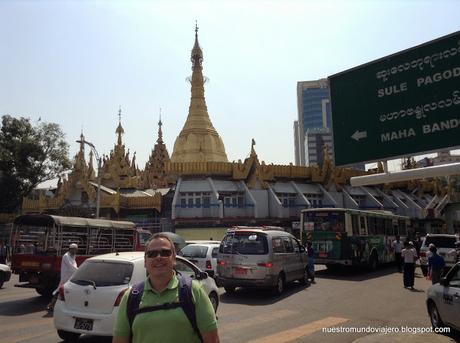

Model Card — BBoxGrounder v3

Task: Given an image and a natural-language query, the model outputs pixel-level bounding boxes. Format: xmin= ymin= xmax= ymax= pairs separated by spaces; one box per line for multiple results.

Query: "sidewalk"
xmin=353 ymin=332 xmax=456 ymax=342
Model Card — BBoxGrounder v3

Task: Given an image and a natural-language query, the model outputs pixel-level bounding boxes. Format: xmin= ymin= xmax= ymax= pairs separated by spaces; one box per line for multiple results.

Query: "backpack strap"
xmin=127 ymin=281 xmax=144 ymax=342
xmin=178 ymin=274 xmax=203 ymax=343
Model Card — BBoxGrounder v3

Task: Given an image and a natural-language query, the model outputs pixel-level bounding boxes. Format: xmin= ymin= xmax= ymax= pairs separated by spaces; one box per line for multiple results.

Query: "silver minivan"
xmin=216 ymin=227 xmax=308 ymax=295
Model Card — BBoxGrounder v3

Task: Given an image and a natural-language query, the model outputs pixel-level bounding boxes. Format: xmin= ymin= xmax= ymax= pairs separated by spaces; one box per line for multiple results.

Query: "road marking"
xmin=219 ymin=309 xmax=297 ymax=333
xmin=246 ymin=316 xmax=349 ymax=343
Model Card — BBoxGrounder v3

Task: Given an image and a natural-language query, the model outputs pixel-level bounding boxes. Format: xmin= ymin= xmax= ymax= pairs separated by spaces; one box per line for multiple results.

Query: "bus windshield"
xmin=304 ymin=211 xmax=345 ymax=232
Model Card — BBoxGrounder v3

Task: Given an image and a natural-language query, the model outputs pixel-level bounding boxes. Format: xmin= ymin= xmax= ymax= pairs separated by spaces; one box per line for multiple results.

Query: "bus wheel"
xmin=369 ymin=253 xmax=378 ymax=271
xmin=36 ymin=287 xmax=54 ymax=298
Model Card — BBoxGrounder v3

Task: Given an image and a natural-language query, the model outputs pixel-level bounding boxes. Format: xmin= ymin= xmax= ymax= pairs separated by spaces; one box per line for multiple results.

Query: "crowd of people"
xmin=391 ymin=234 xmax=460 ymax=290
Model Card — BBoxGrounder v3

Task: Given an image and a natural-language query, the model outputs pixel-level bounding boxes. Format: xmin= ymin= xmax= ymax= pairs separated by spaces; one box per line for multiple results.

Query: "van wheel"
xmin=428 ymin=301 xmax=444 ymax=328
xmin=224 ymin=286 xmax=235 ymax=294
xmin=299 ymin=268 xmax=309 ymax=285
xmin=57 ymin=330 xmax=80 ymax=342
xmin=0 ymin=272 xmax=4 ymax=288
xmin=274 ymin=274 xmax=285 ymax=296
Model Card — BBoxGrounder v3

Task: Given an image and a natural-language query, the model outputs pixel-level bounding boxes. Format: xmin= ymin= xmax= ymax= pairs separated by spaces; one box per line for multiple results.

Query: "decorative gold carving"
xmin=100 ymin=110 xmax=140 ymax=189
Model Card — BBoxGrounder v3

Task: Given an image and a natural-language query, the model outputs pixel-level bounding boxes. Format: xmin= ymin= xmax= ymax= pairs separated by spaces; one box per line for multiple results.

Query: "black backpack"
xmin=126 ymin=274 xmax=203 ymax=342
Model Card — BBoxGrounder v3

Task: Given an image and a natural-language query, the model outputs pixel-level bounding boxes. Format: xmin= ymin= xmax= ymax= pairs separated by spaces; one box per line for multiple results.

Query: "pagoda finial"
xmin=79 ymin=130 xmax=85 ymax=153
xmin=157 ymin=107 xmax=164 ymax=143
xmin=191 ymin=21 xmax=203 ymax=69
xmin=116 ymin=106 xmax=125 ymax=145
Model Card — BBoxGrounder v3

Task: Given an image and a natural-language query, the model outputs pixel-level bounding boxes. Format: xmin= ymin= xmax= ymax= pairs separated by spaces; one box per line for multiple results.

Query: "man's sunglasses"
xmin=145 ymin=249 xmax=173 ymax=258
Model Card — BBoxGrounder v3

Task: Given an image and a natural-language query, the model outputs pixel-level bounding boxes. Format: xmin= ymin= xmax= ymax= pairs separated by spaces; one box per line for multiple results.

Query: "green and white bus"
xmin=300 ymin=208 xmax=411 ymax=269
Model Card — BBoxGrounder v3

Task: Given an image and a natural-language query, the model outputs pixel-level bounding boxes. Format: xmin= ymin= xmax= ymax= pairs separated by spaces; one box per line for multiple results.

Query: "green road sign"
xmin=329 ymin=31 xmax=460 ymax=166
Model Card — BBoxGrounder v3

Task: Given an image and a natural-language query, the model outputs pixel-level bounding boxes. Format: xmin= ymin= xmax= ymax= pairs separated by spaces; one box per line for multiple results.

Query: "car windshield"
xmin=219 ymin=232 xmax=268 ymax=255
xmin=180 ymin=245 xmax=208 ymax=258
xmin=70 ymin=260 xmax=134 ymax=287
xmin=425 ymin=236 xmax=457 ymax=248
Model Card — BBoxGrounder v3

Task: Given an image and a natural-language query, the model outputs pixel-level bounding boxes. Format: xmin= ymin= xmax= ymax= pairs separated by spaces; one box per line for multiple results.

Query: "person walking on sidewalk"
xmin=427 ymin=244 xmax=445 ymax=284
xmin=392 ymin=235 xmax=403 ymax=272
xmin=401 ymin=241 xmax=418 ymax=290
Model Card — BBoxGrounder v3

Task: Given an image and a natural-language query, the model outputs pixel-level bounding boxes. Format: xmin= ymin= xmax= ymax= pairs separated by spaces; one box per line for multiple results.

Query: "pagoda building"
xmin=171 ymin=25 xmax=228 ymax=163
xmin=20 ymin=26 xmax=457 ymax=235
xmin=141 ymin=113 xmax=173 ymax=189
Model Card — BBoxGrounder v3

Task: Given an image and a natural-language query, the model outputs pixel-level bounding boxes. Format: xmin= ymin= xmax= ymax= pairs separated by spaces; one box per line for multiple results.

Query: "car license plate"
xmin=74 ymin=318 xmax=93 ymax=331
xmin=319 ymin=252 xmax=328 ymax=258
xmin=234 ymin=267 xmax=247 ymax=275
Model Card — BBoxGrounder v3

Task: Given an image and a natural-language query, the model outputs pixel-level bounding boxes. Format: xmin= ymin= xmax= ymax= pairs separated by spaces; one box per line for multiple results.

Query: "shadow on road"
xmin=57 ymin=335 xmax=112 ymax=343
xmin=0 ymin=295 xmax=49 ymax=316
xmin=314 ymin=263 xmax=416 ymax=282
xmin=219 ymin=281 xmax=311 ymax=305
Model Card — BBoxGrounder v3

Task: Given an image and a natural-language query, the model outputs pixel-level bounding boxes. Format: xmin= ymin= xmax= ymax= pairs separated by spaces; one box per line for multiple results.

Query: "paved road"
xmin=1 ymin=265 xmax=459 ymax=342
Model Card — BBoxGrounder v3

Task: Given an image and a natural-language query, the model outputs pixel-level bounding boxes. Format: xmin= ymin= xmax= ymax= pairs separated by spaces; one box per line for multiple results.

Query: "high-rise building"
xmin=294 ymin=79 xmax=331 ymax=166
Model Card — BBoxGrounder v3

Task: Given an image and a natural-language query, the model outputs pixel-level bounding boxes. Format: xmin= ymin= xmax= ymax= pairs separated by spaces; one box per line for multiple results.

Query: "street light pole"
xmin=76 ymin=139 xmax=102 ymax=218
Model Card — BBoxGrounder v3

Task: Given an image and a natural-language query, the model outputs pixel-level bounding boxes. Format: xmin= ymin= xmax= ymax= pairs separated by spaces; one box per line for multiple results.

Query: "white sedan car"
xmin=0 ymin=263 xmax=12 ymax=288
xmin=53 ymin=252 xmax=219 ymax=341
xmin=426 ymin=262 xmax=460 ymax=331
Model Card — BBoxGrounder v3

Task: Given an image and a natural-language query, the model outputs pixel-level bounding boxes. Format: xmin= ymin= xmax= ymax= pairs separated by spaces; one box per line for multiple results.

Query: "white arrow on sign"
xmin=351 ymin=130 xmax=367 ymax=141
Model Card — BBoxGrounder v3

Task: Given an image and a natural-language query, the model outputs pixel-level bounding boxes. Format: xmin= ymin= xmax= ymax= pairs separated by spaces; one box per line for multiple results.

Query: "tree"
xmin=0 ymin=115 xmax=71 ymax=212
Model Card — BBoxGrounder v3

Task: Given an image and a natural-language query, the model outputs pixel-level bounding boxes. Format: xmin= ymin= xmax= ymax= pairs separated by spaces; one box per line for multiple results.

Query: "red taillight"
xmin=206 ymin=260 xmax=212 ymax=269
xmin=58 ymin=284 xmax=65 ymax=301
xmin=114 ymin=288 xmax=128 ymax=306
xmin=218 ymin=260 xmax=225 ymax=266
xmin=257 ymin=262 xmax=273 ymax=268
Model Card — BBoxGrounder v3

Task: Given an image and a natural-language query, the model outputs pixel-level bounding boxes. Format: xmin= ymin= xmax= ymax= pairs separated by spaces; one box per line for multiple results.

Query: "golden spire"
xmin=116 ymin=106 xmax=124 ymax=146
xmin=170 ymin=24 xmax=228 ymax=163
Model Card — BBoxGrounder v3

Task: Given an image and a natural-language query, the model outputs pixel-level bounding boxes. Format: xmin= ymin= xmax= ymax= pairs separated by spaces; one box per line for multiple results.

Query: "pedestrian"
xmin=413 ymin=233 xmax=422 ymax=256
xmin=401 ymin=241 xmax=418 ymax=290
xmin=0 ymin=240 xmax=6 ymax=265
xmin=306 ymin=241 xmax=315 ymax=283
xmin=392 ymin=235 xmax=403 ymax=272
xmin=47 ymin=243 xmax=79 ymax=312
xmin=427 ymin=244 xmax=445 ymax=284
xmin=112 ymin=233 xmax=219 ymax=343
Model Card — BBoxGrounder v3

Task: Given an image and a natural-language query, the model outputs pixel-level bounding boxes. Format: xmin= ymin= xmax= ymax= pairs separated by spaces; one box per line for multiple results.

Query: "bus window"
xmin=398 ymin=220 xmax=407 ymax=235
xmin=305 ymin=211 xmax=345 ymax=232
xmin=351 ymin=215 xmax=359 ymax=235
xmin=376 ymin=218 xmax=385 ymax=235
xmin=359 ymin=216 xmax=367 ymax=235
xmin=384 ymin=219 xmax=393 ymax=235
xmin=368 ymin=217 xmax=377 ymax=235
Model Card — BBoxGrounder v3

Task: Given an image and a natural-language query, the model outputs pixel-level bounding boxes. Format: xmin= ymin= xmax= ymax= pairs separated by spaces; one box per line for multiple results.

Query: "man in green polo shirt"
xmin=113 ymin=233 xmax=219 ymax=343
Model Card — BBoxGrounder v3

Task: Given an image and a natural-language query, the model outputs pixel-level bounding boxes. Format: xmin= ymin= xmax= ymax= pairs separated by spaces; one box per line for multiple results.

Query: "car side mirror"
xmin=300 ymin=246 xmax=306 ymax=253
xmin=439 ymin=277 xmax=447 ymax=286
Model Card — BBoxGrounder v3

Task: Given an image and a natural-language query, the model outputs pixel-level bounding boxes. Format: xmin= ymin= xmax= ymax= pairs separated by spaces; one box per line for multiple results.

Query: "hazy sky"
xmin=1 ymin=0 xmax=459 ymax=172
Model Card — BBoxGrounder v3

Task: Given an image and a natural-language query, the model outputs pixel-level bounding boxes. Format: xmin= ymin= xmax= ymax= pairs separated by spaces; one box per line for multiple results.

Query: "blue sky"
xmin=1 ymin=0 xmax=459 ymax=172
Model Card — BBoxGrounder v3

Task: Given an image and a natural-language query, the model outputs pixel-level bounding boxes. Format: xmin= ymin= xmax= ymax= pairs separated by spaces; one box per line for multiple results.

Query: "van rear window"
xmin=219 ymin=233 xmax=268 ymax=255
xmin=70 ymin=261 xmax=133 ymax=287
xmin=180 ymin=245 xmax=208 ymax=258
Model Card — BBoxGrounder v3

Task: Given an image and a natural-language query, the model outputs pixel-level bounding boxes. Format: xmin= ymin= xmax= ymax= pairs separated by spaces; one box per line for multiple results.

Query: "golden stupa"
xmin=171 ymin=25 xmax=228 ymax=163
